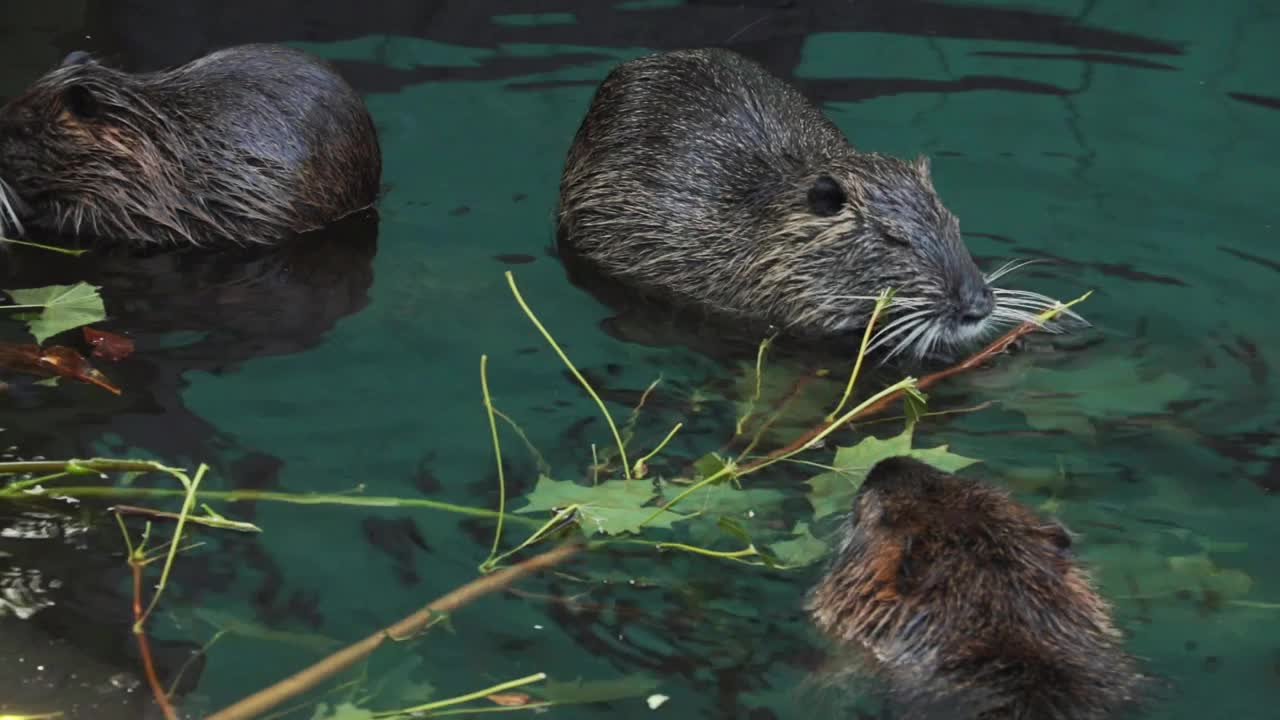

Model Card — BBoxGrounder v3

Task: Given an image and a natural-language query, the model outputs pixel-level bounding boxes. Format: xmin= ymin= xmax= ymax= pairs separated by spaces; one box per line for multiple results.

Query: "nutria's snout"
xmin=956 ymin=276 xmax=996 ymax=325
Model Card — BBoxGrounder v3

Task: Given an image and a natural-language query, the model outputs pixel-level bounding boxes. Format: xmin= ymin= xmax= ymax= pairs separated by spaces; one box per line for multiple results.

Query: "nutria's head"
xmin=764 ymin=153 xmax=1066 ymax=362
xmin=807 ymin=456 xmax=1141 ymax=720
xmin=0 ymin=51 xmax=170 ymax=241
xmin=0 ymin=46 xmax=380 ymax=248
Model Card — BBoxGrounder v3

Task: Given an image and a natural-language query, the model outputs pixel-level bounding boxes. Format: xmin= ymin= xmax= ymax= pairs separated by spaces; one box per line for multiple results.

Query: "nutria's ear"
xmin=63 ymin=84 xmax=100 ymax=119
xmin=807 ymin=174 xmax=847 ymax=217
xmin=1046 ymin=522 xmax=1074 ymax=555
xmin=61 ymin=51 xmax=94 ymax=67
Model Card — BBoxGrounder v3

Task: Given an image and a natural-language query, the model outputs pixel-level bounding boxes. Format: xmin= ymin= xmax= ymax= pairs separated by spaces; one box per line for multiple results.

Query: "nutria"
xmin=557 ymin=48 xmax=1076 ymax=363
xmin=0 ymin=44 xmax=380 ymax=248
xmin=807 ymin=456 xmax=1141 ymax=719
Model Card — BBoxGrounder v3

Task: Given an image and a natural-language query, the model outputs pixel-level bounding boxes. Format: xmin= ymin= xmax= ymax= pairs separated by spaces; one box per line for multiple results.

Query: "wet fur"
xmin=807 ymin=456 xmax=1142 ymax=719
xmin=557 ymin=48 xmax=1067 ymax=361
xmin=0 ymin=44 xmax=380 ymax=248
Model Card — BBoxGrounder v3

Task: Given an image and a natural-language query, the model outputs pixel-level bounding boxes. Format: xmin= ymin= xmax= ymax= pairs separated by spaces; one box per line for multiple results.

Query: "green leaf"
xmin=309 ymin=702 xmax=375 ymax=720
xmin=692 ymin=451 xmax=730 ymax=480
xmin=768 ymin=522 xmax=829 ymax=567
xmin=4 ymin=282 xmax=106 ymax=343
xmin=516 ymin=475 xmax=689 ymax=536
xmin=537 ymin=673 xmax=660 ymax=704
xmin=34 ymin=377 xmax=61 ymax=387
xmin=681 ymin=483 xmax=785 ymax=516
xmin=806 ymin=426 xmax=979 ymax=519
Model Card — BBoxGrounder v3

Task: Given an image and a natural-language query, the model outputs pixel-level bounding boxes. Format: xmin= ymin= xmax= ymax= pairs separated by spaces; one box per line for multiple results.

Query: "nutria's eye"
xmin=1047 ymin=524 xmax=1073 ymax=554
xmin=807 ymin=174 xmax=846 ymax=217
xmin=63 ymin=84 xmax=100 ymax=119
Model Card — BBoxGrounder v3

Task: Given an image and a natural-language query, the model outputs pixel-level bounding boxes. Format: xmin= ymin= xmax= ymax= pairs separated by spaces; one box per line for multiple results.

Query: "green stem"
xmin=2 ymin=471 xmax=69 ymax=494
xmin=479 ymin=355 xmax=507 ymax=571
xmin=748 ymin=377 xmax=917 ymax=476
xmin=487 ymin=505 xmax=579 ymax=569
xmin=15 ymin=485 xmax=541 ymax=525
xmin=0 ymin=458 xmax=179 ymax=476
xmin=138 ymin=463 xmax=206 ymax=627
xmin=413 ymin=702 xmax=556 ymax=717
xmin=637 ymin=464 xmax=735 ymax=529
xmin=828 ymin=289 xmax=892 ymax=422
xmin=632 ymin=422 xmax=682 ymax=477
xmin=505 ymin=271 xmax=631 ymax=481
xmin=375 ymin=673 xmax=547 ymax=717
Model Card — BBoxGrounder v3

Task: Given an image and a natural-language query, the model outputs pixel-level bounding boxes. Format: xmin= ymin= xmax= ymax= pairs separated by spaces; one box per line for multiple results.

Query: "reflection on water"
xmin=2 ymin=1 xmax=1279 ymax=718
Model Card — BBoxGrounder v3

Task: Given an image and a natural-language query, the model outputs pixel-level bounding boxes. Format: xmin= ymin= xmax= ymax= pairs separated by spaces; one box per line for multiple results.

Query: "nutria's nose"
xmin=959 ymin=283 xmax=995 ymax=324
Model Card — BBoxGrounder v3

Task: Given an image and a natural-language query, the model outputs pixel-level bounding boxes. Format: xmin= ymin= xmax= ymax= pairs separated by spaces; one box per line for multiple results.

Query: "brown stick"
xmin=206 ymin=542 xmax=581 ymax=720
xmin=132 ymin=557 xmax=179 ymax=720
xmin=738 ymin=319 xmax=1038 ymax=474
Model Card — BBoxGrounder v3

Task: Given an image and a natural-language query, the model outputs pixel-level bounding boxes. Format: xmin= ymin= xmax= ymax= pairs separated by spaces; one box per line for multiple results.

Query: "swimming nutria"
xmin=0 ymin=44 xmax=380 ymax=248
xmin=557 ymin=48 xmax=1075 ymax=363
xmin=807 ymin=456 xmax=1141 ymax=719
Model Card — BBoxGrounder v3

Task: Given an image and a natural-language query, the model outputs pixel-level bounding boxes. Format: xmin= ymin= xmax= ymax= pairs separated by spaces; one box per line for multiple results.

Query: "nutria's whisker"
xmin=0 ymin=178 xmax=25 ymax=236
xmin=985 ymin=258 xmax=1048 ymax=283
xmin=868 ymin=308 xmax=936 ymax=351
xmin=993 ymin=288 xmax=1087 ymax=324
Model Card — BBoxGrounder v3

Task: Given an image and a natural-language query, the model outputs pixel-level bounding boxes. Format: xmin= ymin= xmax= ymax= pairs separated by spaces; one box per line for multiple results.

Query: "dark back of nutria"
xmin=0 ymin=44 xmax=381 ymax=249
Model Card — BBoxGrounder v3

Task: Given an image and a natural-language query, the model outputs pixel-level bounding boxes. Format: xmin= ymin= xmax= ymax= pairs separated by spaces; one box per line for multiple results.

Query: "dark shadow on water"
xmin=2 ymin=210 xmax=379 ymax=463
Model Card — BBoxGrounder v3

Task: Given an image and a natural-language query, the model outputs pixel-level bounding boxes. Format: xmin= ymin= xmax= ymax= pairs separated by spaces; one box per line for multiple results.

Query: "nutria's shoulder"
xmin=807 ymin=455 xmax=1141 ymax=720
xmin=0 ymin=43 xmax=380 ymax=249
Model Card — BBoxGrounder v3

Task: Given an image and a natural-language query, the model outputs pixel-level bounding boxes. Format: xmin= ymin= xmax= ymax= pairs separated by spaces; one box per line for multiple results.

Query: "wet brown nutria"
xmin=807 ymin=456 xmax=1141 ymax=720
xmin=0 ymin=44 xmax=380 ymax=248
xmin=557 ymin=48 xmax=1078 ymax=363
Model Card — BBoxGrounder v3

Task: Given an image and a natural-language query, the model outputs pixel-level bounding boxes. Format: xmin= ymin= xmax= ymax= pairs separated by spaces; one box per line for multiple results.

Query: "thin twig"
xmin=131 ymin=555 xmax=178 ymax=720
xmin=206 ymin=542 xmax=581 ymax=720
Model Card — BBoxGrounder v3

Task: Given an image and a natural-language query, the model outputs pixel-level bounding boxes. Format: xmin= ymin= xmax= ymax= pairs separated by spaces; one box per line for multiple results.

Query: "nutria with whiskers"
xmin=808 ymin=456 xmax=1143 ymax=719
xmin=556 ymin=48 xmax=1078 ymax=363
xmin=0 ymin=44 xmax=380 ymax=248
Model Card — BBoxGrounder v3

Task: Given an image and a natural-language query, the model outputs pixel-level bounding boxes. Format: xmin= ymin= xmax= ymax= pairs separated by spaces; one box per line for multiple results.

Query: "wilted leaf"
xmin=806 ymin=426 xmax=979 ymax=519
xmin=487 ymin=692 xmax=533 ymax=706
xmin=768 ymin=522 xmax=830 ymax=567
xmin=0 ymin=342 xmax=121 ymax=394
xmin=84 ymin=326 xmax=135 ymax=361
xmin=4 ymin=282 xmax=106 ymax=343
xmin=537 ymin=673 xmax=660 ymax=704
xmin=517 ymin=475 xmax=690 ymax=536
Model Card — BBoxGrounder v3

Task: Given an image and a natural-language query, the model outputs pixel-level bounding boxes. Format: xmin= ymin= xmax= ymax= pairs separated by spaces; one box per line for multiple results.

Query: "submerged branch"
xmin=206 ymin=542 xmax=581 ymax=720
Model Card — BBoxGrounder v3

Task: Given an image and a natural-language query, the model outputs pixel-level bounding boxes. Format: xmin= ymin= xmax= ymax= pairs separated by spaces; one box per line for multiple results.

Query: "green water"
xmin=3 ymin=1 xmax=1279 ymax=718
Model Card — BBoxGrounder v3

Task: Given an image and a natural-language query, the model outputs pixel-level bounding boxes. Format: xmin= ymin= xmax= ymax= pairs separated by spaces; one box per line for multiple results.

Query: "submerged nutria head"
xmin=0 ymin=44 xmax=380 ymax=248
xmin=807 ymin=456 xmax=1141 ymax=720
xmin=558 ymin=48 xmax=1079 ymax=363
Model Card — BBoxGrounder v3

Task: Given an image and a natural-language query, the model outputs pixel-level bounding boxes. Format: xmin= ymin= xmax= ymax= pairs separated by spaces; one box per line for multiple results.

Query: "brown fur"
xmin=808 ymin=456 xmax=1142 ymax=720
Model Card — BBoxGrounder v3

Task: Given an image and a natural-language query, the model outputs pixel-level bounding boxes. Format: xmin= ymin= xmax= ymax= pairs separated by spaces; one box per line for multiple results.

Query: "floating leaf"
xmin=692 ymin=451 xmax=731 ymax=480
xmin=309 ymin=702 xmax=376 ymax=720
xmin=963 ymin=355 xmax=1191 ymax=438
xmin=1167 ymin=553 xmax=1254 ymax=598
xmin=517 ymin=475 xmax=689 ymax=535
xmin=806 ymin=426 xmax=979 ymax=519
xmin=4 ymin=282 xmax=106 ymax=343
xmin=537 ymin=673 xmax=660 ymax=704
xmin=681 ymin=483 xmax=784 ymax=516
xmin=768 ymin=522 xmax=830 ymax=567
